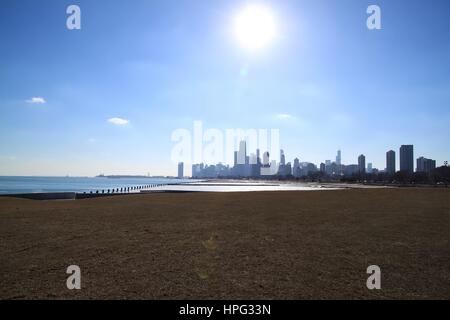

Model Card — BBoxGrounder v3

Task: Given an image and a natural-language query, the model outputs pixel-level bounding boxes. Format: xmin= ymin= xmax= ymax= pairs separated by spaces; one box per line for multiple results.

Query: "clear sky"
xmin=1 ymin=0 xmax=449 ymax=176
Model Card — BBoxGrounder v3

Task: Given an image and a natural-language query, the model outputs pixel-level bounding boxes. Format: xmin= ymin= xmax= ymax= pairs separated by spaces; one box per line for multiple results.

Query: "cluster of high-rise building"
xmin=317 ymin=151 xmax=366 ymax=177
xmin=386 ymin=145 xmax=436 ymax=175
xmin=190 ymin=140 xmax=319 ymax=179
xmin=319 ymin=145 xmax=437 ymax=178
xmin=189 ymin=142 xmax=438 ymax=179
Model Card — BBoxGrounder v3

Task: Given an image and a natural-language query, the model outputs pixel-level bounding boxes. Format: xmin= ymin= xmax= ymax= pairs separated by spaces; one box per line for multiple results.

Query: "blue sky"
xmin=0 ymin=0 xmax=449 ymax=176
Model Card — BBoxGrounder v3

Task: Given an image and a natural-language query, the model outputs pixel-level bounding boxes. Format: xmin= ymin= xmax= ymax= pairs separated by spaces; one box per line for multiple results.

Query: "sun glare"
xmin=234 ymin=4 xmax=277 ymax=50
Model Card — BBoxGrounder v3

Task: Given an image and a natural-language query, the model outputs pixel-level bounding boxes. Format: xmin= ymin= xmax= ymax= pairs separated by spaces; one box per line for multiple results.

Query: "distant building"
xmin=400 ymin=145 xmax=414 ymax=173
xmin=299 ymin=162 xmax=318 ymax=176
xmin=293 ymin=158 xmax=301 ymax=177
xmin=278 ymin=150 xmax=287 ymax=176
xmin=325 ymin=160 xmax=332 ymax=175
xmin=236 ymin=140 xmax=248 ymax=176
xmin=192 ymin=163 xmax=201 ymax=178
xmin=192 ymin=163 xmax=231 ymax=178
xmin=238 ymin=141 xmax=247 ymax=165
xmin=416 ymin=157 xmax=436 ymax=173
xmin=358 ymin=155 xmax=366 ymax=174
xmin=329 ymin=162 xmax=339 ymax=175
xmin=280 ymin=150 xmax=286 ymax=166
xmin=285 ymin=162 xmax=292 ymax=176
xmin=263 ymin=151 xmax=270 ymax=166
xmin=320 ymin=162 xmax=326 ymax=173
xmin=336 ymin=150 xmax=343 ymax=175
xmin=215 ymin=163 xmax=231 ymax=177
xmin=345 ymin=164 xmax=359 ymax=176
xmin=367 ymin=163 xmax=373 ymax=173
xmin=249 ymin=153 xmax=261 ymax=177
xmin=386 ymin=150 xmax=396 ymax=175
xmin=178 ymin=162 xmax=184 ymax=178
xmin=336 ymin=150 xmax=341 ymax=166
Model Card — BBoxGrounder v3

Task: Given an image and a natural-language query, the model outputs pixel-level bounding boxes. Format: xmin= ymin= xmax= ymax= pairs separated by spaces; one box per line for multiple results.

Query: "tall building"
xmin=335 ymin=150 xmax=342 ymax=175
xmin=178 ymin=162 xmax=184 ymax=178
xmin=336 ymin=150 xmax=341 ymax=166
xmin=285 ymin=162 xmax=292 ymax=176
xmin=278 ymin=149 xmax=287 ymax=176
xmin=416 ymin=157 xmax=436 ymax=173
xmin=386 ymin=150 xmax=396 ymax=175
xmin=400 ymin=145 xmax=414 ymax=173
xmin=320 ymin=162 xmax=326 ymax=173
xmin=263 ymin=151 xmax=270 ymax=166
xmin=358 ymin=155 xmax=366 ymax=174
xmin=280 ymin=150 xmax=286 ymax=166
xmin=293 ymin=158 xmax=300 ymax=177
xmin=367 ymin=163 xmax=373 ymax=173
xmin=238 ymin=140 xmax=247 ymax=165
xmin=325 ymin=160 xmax=332 ymax=175
xmin=250 ymin=152 xmax=261 ymax=177
xmin=192 ymin=164 xmax=200 ymax=178
xmin=235 ymin=140 xmax=248 ymax=176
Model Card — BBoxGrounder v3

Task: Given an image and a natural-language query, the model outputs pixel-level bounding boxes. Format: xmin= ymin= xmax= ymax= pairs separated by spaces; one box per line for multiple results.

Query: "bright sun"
xmin=234 ymin=4 xmax=276 ymax=50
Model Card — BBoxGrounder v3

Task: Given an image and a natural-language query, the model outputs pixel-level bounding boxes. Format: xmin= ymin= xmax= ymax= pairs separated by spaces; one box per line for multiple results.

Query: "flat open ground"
xmin=0 ymin=188 xmax=449 ymax=299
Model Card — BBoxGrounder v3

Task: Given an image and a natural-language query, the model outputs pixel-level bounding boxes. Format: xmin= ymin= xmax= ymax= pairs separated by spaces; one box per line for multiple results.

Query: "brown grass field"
xmin=0 ymin=188 xmax=449 ymax=299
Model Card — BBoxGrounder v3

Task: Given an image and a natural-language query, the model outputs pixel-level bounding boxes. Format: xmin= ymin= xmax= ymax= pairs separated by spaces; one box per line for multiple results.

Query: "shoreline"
xmin=0 ymin=181 xmax=380 ymax=200
xmin=0 ymin=178 xmax=447 ymax=201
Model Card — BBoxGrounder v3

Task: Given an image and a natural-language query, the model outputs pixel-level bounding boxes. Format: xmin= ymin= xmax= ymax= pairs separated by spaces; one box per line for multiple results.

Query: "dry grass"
xmin=0 ymin=188 xmax=449 ymax=299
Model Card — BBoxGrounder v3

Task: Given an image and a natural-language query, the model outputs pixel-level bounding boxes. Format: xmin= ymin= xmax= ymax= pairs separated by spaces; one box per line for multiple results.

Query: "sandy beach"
xmin=0 ymin=188 xmax=449 ymax=299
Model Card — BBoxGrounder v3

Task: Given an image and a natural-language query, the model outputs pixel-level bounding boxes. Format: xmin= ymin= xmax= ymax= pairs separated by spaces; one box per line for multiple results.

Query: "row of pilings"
xmin=82 ymin=184 xmax=167 ymax=195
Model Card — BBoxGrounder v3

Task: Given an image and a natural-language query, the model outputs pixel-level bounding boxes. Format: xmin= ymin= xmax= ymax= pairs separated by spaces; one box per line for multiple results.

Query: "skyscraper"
xmin=320 ymin=162 xmax=326 ymax=173
xmin=280 ymin=149 xmax=286 ymax=166
xmin=293 ymin=158 xmax=300 ymax=177
xmin=238 ymin=140 xmax=246 ymax=165
xmin=325 ymin=160 xmax=332 ymax=175
xmin=386 ymin=150 xmax=396 ymax=175
xmin=285 ymin=162 xmax=292 ymax=176
xmin=263 ymin=151 xmax=270 ymax=166
xmin=335 ymin=149 xmax=342 ymax=174
xmin=336 ymin=150 xmax=341 ymax=166
xmin=416 ymin=157 xmax=436 ymax=173
xmin=236 ymin=140 xmax=248 ymax=176
xmin=400 ymin=145 xmax=414 ymax=173
xmin=278 ymin=149 xmax=286 ymax=176
xmin=178 ymin=162 xmax=184 ymax=178
xmin=358 ymin=154 xmax=366 ymax=174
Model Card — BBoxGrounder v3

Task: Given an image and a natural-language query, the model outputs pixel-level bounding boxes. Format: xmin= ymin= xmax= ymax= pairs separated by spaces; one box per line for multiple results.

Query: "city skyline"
xmin=191 ymin=141 xmax=440 ymax=179
xmin=0 ymin=0 xmax=449 ymax=176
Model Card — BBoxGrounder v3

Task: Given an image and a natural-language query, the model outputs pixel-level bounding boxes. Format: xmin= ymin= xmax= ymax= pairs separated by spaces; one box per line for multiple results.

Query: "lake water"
xmin=0 ymin=177 xmax=355 ymax=195
xmin=0 ymin=176 xmax=193 ymax=195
